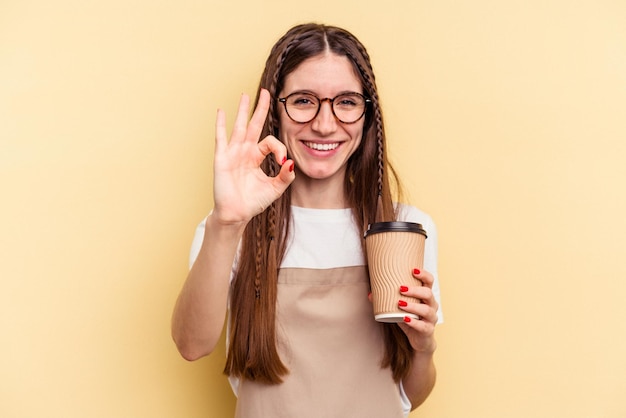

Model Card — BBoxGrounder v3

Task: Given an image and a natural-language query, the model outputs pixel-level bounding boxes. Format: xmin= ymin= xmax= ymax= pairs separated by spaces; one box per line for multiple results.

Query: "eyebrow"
xmin=282 ymin=89 xmax=364 ymax=97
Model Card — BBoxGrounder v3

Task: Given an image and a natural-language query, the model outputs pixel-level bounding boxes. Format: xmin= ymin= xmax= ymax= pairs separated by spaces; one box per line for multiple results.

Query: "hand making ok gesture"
xmin=212 ymin=89 xmax=295 ymax=226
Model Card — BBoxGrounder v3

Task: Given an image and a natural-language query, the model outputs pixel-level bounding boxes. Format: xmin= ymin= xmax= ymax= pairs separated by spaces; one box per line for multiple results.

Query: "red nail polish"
xmin=289 ymin=162 xmax=295 ymax=172
xmin=400 ymin=286 xmax=409 ymax=292
xmin=281 ymin=156 xmax=287 ymax=165
xmin=403 ymin=316 xmax=412 ymax=323
xmin=413 ymin=268 xmax=421 ymax=275
xmin=398 ymin=300 xmax=408 ymax=307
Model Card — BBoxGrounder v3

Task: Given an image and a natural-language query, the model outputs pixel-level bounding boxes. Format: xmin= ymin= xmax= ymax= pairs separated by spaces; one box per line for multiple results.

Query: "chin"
xmin=300 ymin=167 xmax=344 ymax=181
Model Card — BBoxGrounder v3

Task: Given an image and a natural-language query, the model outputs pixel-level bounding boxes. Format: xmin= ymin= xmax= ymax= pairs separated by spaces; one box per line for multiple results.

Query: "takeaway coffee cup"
xmin=364 ymin=221 xmax=427 ymax=323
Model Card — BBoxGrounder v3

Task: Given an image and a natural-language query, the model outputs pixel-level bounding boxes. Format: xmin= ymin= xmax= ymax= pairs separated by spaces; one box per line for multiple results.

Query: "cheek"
xmin=277 ymin=113 xmax=290 ymax=141
xmin=278 ymin=120 xmax=300 ymax=154
xmin=350 ymin=125 xmax=365 ymax=150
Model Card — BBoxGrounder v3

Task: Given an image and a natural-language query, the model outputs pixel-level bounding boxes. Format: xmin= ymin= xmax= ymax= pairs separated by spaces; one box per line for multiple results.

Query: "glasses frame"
xmin=278 ymin=91 xmax=372 ymax=124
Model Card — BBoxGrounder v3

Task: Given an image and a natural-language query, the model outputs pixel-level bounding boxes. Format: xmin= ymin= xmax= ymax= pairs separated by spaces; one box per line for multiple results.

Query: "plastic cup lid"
xmin=364 ymin=221 xmax=427 ymax=238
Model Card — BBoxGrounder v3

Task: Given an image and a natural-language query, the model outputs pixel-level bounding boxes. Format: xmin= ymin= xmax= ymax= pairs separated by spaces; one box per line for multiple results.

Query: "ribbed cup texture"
xmin=365 ymin=230 xmax=426 ymax=322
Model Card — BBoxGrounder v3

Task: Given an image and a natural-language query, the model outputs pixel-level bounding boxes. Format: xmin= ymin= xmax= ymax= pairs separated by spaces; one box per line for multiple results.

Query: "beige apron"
xmin=234 ymin=266 xmax=405 ymax=418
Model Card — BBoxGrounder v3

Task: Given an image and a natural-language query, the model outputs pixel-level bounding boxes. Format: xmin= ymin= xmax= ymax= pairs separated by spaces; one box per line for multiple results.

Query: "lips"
xmin=303 ymin=141 xmax=340 ymax=151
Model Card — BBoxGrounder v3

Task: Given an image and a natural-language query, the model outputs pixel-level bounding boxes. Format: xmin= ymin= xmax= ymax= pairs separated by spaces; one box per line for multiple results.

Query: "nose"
xmin=311 ymin=99 xmax=337 ymax=135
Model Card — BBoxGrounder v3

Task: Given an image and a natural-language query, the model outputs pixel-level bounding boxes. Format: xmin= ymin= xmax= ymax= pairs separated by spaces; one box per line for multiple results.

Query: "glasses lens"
xmin=332 ymin=93 xmax=367 ymax=123
xmin=285 ymin=93 xmax=319 ymax=123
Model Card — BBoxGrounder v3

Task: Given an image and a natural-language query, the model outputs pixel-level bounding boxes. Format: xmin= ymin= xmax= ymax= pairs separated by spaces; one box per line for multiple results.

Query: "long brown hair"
xmin=224 ymin=23 xmax=413 ymax=384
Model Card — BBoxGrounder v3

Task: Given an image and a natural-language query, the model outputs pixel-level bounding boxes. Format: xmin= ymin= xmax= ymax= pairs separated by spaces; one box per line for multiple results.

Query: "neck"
xmin=290 ymin=175 xmax=348 ymax=209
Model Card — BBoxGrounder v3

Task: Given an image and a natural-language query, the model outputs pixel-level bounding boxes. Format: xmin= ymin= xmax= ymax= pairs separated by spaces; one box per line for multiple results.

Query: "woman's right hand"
xmin=212 ymin=88 xmax=295 ymax=226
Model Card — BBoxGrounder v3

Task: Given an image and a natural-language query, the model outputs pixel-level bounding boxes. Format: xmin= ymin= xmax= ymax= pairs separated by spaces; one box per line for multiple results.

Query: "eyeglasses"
xmin=278 ymin=91 xmax=371 ymax=124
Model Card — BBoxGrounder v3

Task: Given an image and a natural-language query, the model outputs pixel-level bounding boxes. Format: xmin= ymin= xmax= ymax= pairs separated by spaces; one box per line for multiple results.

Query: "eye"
xmin=335 ymin=94 xmax=362 ymax=107
xmin=288 ymin=93 xmax=318 ymax=107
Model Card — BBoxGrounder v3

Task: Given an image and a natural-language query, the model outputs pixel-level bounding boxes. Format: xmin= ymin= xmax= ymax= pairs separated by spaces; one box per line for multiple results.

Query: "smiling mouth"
xmin=303 ymin=142 xmax=340 ymax=151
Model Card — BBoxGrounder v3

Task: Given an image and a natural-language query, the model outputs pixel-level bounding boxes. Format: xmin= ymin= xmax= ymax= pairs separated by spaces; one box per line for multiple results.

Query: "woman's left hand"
xmin=397 ymin=268 xmax=438 ymax=353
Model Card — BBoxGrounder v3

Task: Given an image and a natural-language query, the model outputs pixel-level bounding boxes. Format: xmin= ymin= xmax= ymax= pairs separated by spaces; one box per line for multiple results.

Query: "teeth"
xmin=304 ymin=142 xmax=339 ymax=151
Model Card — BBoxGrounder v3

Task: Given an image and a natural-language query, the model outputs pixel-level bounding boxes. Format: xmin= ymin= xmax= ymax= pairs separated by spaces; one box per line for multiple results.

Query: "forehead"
xmin=281 ymin=52 xmax=362 ymax=95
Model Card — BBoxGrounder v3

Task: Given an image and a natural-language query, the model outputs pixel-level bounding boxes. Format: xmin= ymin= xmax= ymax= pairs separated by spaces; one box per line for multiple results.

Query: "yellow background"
xmin=2 ymin=1 xmax=625 ymax=417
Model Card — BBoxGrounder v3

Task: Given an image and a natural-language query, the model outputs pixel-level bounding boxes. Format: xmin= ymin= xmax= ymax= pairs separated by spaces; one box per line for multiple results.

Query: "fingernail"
xmin=413 ymin=268 xmax=421 ymax=275
xmin=368 ymin=291 xmax=372 ymax=298
xmin=403 ymin=316 xmax=412 ymax=323
xmin=398 ymin=300 xmax=408 ymax=307
xmin=289 ymin=162 xmax=295 ymax=172
xmin=281 ymin=156 xmax=287 ymax=165
xmin=400 ymin=286 xmax=409 ymax=292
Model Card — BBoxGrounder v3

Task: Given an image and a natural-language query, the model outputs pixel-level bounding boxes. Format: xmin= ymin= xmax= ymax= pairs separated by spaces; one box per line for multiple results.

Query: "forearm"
xmin=402 ymin=346 xmax=437 ymax=410
xmin=171 ymin=214 xmax=246 ymax=360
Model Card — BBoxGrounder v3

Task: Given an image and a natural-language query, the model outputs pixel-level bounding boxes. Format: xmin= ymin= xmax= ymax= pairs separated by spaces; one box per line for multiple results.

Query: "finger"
xmin=252 ymin=160 xmax=294 ymax=215
xmin=399 ymin=300 xmax=438 ymax=324
xmin=257 ymin=135 xmax=288 ymax=163
xmin=263 ymin=159 xmax=295 ymax=198
xmin=398 ymin=321 xmax=437 ymax=342
xmin=273 ymin=159 xmax=296 ymax=188
xmin=215 ymin=108 xmax=227 ymax=153
xmin=400 ymin=285 xmax=436 ymax=306
xmin=412 ymin=268 xmax=435 ymax=288
xmin=231 ymin=93 xmax=251 ymax=143
xmin=256 ymin=136 xmax=295 ymax=191
xmin=245 ymin=89 xmax=271 ymax=143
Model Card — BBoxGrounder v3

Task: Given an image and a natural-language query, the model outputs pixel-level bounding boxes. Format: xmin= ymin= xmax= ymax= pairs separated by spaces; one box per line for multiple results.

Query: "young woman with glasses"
xmin=172 ymin=23 xmax=442 ymax=418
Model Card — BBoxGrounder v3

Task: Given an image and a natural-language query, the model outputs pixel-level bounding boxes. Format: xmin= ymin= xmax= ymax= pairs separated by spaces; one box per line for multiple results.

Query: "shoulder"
xmin=396 ymin=203 xmax=437 ymax=236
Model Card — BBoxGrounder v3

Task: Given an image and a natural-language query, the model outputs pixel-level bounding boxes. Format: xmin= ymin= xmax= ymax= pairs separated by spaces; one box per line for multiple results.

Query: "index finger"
xmin=413 ymin=269 xmax=435 ymax=288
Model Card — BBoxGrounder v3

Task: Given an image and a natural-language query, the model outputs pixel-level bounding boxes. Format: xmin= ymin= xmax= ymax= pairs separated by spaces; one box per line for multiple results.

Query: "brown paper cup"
xmin=365 ymin=222 xmax=427 ymax=323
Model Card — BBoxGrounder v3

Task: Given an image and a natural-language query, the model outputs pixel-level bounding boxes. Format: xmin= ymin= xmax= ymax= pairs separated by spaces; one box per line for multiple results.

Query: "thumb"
xmin=271 ymin=159 xmax=296 ymax=193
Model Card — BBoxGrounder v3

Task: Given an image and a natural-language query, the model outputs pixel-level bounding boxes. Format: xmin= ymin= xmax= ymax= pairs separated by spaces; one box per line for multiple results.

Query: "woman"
xmin=172 ymin=23 xmax=442 ymax=417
